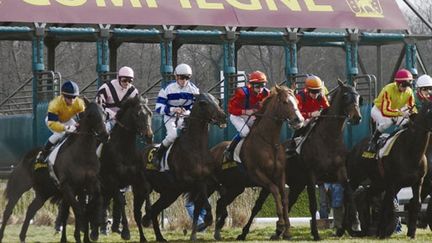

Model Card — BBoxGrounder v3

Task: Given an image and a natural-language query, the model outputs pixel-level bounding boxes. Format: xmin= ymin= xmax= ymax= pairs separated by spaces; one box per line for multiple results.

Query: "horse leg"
xmin=377 ymin=188 xmax=396 ymax=239
xmin=62 ymin=184 xmax=82 ymax=243
xmin=237 ymin=188 xmax=270 ymax=240
xmin=115 ymin=190 xmax=130 ymax=240
xmin=132 ymin=185 xmax=148 ymax=243
xmin=304 ymin=183 xmax=321 ymax=241
xmin=0 ymin=191 xmax=25 ymax=243
xmin=60 ymin=202 xmax=70 ymax=243
xmin=148 ymin=190 xmax=182 ymax=242
xmin=407 ymin=178 xmax=424 ymax=238
xmin=19 ymin=195 xmax=47 ymax=243
xmin=189 ymin=184 xmax=209 ymax=241
xmin=214 ymin=186 xmax=244 ymax=241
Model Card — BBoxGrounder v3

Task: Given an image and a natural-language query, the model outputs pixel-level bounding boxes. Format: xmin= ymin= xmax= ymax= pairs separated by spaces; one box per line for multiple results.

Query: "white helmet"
xmin=416 ymin=74 xmax=432 ymax=88
xmin=118 ymin=66 xmax=134 ymax=78
xmin=174 ymin=63 xmax=192 ymax=76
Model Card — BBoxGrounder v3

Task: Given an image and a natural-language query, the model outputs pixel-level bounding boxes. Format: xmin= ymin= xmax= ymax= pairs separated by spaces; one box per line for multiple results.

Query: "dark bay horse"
xmin=346 ymin=101 xmax=432 ymax=239
xmin=51 ymin=96 xmax=153 ymax=242
xmin=0 ymin=99 xmax=109 ymax=243
xmin=209 ymin=85 xmax=304 ymax=240
xmin=236 ymin=80 xmax=362 ymax=241
xmin=140 ymin=93 xmax=227 ymax=242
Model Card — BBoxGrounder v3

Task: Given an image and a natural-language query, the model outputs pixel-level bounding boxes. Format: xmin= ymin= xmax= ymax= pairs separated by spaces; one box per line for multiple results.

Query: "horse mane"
xmin=253 ymin=86 xmax=292 ymax=127
xmin=115 ymin=96 xmax=140 ymax=120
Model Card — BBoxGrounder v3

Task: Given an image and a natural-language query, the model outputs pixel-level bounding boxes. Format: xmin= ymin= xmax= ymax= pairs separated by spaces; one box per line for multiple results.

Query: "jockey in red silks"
xmin=287 ymin=75 xmax=329 ymax=153
xmin=224 ymin=70 xmax=270 ymax=161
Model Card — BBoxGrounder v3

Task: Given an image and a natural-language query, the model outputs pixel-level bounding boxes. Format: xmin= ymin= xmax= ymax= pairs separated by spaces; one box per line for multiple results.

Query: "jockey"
xmin=367 ymin=68 xmax=417 ymax=152
xmin=224 ymin=70 xmax=270 ymax=161
xmin=152 ymin=63 xmax=200 ymax=166
xmin=96 ymin=66 xmax=139 ymax=132
xmin=34 ymin=80 xmax=86 ymax=169
xmin=415 ymin=74 xmax=432 ymax=109
xmin=287 ymin=75 xmax=330 ymax=153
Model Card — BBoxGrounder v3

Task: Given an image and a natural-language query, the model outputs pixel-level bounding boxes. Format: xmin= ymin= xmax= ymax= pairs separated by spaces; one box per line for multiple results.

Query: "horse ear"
xmin=83 ymin=96 xmax=90 ymax=107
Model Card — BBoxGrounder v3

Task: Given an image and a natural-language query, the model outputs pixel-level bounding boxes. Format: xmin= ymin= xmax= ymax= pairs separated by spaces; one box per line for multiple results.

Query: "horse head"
xmin=414 ymin=100 xmax=432 ymax=131
xmin=117 ymin=96 xmax=154 ymax=144
xmin=266 ymin=85 xmax=304 ymax=129
xmin=192 ymin=93 xmax=227 ymax=128
xmin=335 ymin=80 xmax=362 ymax=125
xmin=83 ymin=97 xmax=109 ymax=143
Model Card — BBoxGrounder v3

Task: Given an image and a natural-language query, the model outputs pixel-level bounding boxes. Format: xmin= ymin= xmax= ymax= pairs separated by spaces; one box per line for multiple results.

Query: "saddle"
xmin=147 ymin=144 xmax=173 ymax=172
xmin=361 ymin=129 xmax=405 ymax=159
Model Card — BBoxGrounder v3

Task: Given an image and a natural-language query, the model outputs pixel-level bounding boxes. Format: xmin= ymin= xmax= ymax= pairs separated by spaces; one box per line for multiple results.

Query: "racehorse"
xmin=236 ymin=80 xmax=362 ymax=240
xmin=208 ymin=85 xmax=304 ymax=240
xmin=0 ymin=99 xmax=109 ymax=243
xmin=140 ymin=93 xmax=227 ymax=242
xmin=54 ymin=96 xmax=153 ymax=242
xmin=346 ymin=101 xmax=432 ymax=239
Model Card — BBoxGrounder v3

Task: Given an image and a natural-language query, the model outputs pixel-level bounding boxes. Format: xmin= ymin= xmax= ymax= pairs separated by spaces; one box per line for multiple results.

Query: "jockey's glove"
xmin=400 ymin=109 xmax=410 ymax=118
xmin=310 ymin=111 xmax=321 ymax=117
xmin=64 ymin=125 xmax=77 ymax=133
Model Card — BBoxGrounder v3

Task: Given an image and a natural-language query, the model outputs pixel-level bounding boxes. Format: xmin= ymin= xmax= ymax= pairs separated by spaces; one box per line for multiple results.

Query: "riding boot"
xmin=224 ymin=135 xmax=241 ymax=161
xmin=366 ymin=130 xmax=382 ymax=152
xmin=34 ymin=141 xmax=54 ymax=169
xmin=151 ymin=144 xmax=167 ymax=169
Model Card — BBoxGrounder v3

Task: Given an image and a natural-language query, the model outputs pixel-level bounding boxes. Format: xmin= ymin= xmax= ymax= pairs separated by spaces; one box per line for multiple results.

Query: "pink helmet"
xmin=394 ymin=69 xmax=413 ymax=83
xmin=118 ymin=66 xmax=134 ymax=78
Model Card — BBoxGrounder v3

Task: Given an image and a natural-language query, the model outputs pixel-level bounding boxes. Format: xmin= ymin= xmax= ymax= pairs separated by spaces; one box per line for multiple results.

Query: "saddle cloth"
xmin=378 ymin=129 xmax=404 ymax=158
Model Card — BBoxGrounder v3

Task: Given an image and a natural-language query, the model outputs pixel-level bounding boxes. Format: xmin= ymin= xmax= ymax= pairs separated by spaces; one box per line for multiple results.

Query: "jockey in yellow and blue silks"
xmin=152 ymin=63 xmax=200 ymax=166
xmin=34 ymin=80 xmax=85 ymax=169
xmin=367 ymin=69 xmax=417 ymax=152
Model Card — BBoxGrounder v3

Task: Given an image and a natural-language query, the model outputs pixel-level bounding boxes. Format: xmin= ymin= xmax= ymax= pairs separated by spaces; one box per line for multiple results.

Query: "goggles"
xmin=120 ymin=77 xmax=133 ymax=83
xmin=251 ymin=83 xmax=265 ymax=88
xmin=420 ymin=87 xmax=432 ymax=92
xmin=400 ymin=81 xmax=412 ymax=88
xmin=63 ymin=94 xmax=76 ymax=100
xmin=308 ymin=89 xmax=321 ymax=94
xmin=177 ymin=75 xmax=191 ymax=80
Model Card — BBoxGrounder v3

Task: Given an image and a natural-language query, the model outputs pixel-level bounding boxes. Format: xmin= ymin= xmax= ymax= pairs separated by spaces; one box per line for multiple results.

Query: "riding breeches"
xmin=230 ymin=114 xmax=255 ymax=138
xmin=45 ymin=117 xmax=76 ymax=144
xmin=105 ymin=118 xmax=116 ymax=133
xmin=371 ymin=106 xmax=408 ymax=132
xmin=162 ymin=115 xmax=185 ymax=147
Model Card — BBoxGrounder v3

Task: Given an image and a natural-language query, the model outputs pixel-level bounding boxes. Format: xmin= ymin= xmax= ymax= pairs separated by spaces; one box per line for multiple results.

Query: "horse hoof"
xmin=190 ymin=233 xmax=197 ymax=241
xmin=282 ymin=233 xmax=291 ymax=240
xmin=90 ymin=230 xmax=99 ymax=241
xmin=336 ymin=228 xmax=345 ymax=237
xmin=214 ymin=231 xmax=222 ymax=241
xmin=270 ymin=234 xmax=280 ymax=240
xmin=236 ymin=234 xmax=246 ymax=241
xmin=156 ymin=237 xmax=167 ymax=242
xmin=121 ymin=230 xmax=131 ymax=240
xmin=112 ymin=225 xmax=121 ymax=234
xmin=313 ymin=235 xmax=321 ymax=241
xmin=142 ymin=215 xmax=152 ymax=228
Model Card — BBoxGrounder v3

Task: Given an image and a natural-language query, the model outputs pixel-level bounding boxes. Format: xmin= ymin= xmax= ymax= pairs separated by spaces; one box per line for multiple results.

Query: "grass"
xmin=1 ymin=224 xmax=431 ymax=243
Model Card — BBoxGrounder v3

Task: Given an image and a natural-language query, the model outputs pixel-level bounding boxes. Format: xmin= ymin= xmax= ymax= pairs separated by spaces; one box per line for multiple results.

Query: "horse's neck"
xmin=75 ymin=125 xmax=98 ymax=149
xmin=249 ymin=111 xmax=283 ymax=143
xmin=403 ymin=121 xmax=431 ymax=157
xmin=111 ymin=126 xmax=136 ymax=150
xmin=317 ymin=95 xmax=345 ymax=135
xmin=179 ymin=118 xmax=209 ymax=149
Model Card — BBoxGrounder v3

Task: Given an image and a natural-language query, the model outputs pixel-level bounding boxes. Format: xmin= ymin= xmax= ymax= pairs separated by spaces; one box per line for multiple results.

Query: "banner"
xmin=0 ymin=0 xmax=408 ymax=30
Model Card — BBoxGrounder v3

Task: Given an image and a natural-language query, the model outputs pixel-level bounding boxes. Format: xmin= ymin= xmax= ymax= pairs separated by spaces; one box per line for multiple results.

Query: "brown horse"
xmin=235 ymin=80 xmax=362 ymax=240
xmin=209 ymin=85 xmax=304 ymax=240
xmin=346 ymin=101 xmax=432 ymax=239
xmin=0 ymin=99 xmax=109 ymax=243
xmin=140 ymin=93 xmax=227 ymax=242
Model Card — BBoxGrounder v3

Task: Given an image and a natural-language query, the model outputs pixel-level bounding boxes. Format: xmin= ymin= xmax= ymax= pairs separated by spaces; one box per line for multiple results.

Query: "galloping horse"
xmin=347 ymin=101 xmax=432 ymax=239
xmin=54 ymin=96 xmax=152 ymax=242
xmin=209 ymin=85 xmax=304 ymax=240
xmin=0 ymin=99 xmax=109 ymax=243
xmin=236 ymin=80 xmax=362 ymax=240
xmin=140 ymin=93 xmax=227 ymax=242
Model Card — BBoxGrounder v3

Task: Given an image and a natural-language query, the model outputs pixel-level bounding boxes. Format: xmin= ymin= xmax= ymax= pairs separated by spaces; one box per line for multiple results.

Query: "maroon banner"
xmin=0 ymin=0 xmax=408 ymax=30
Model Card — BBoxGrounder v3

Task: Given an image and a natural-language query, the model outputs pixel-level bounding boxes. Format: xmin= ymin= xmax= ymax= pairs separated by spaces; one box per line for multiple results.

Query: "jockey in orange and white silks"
xmin=96 ymin=66 xmax=139 ymax=132
xmin=224 ymin=70 xmax=270 ymax=161
xmin=34 ymin=80 xmax=86 ymax=169
xmin=296 ymin=75 xmax=330 ymax=123
xmin=367 ymin=69 xmax=417 ymax=152
xmin=151 ymin=63 xmax=200 ymax=166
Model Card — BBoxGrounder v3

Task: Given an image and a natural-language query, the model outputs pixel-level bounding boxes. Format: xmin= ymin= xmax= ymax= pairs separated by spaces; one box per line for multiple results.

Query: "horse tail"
xmin=4 ymin=148 xmax=37 ymax=201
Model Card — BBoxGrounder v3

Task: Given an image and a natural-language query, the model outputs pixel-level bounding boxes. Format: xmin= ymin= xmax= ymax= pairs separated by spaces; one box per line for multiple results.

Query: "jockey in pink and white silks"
xmin=96 ymin=66 xmax=139 ymax=132
xmin=152 ymin=63 xmax=200 ymax=166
